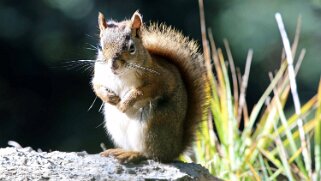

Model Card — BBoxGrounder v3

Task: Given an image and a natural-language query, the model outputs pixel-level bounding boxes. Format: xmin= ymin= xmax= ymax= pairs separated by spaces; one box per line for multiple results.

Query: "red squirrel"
xmin=92 ymin=11 xmax=208 ymax=163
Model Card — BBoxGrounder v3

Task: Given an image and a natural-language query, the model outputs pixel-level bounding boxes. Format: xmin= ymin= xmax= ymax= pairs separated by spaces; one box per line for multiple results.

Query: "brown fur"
xmin=142 ymin=24 xmax=208 ymax=151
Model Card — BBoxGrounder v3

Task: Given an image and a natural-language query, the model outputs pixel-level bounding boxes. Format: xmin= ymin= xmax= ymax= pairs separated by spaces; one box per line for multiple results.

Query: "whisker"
xmin=83 ymin=65 xmax=94 ymax=73
xmin=85 ymin=34 xmax=96 ymax=39
xmin=54 ymin=60 xmax=98 ymax=72
xmin=96 ymin=121 xmax=105 ymax=128
xmin=85 ymin=43 xmax=99 ymax=50
xmin=77 ymin=60 xmax=96 ymax=63
xmin=85 ymin=47 xmax=97 ymax=51
xmin=125 ymin=63 xmax=160 ymax=75
xmin=88 ymin=96 xmax=98 ymax=111
xmin=99 ymin=102 xmax=104 ymax=112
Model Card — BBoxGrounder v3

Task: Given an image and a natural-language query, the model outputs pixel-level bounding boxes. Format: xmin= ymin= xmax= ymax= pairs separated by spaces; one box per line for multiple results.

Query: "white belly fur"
xmin=103 ymin=103 xmax=146 ymax=152
xmin=94 ymin=60 xmax=147 ymax=152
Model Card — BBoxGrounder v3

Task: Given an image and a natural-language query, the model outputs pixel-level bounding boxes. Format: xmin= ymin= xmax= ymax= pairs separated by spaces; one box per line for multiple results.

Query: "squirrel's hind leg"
xmin=100 ymin=148 xmax=146 ymax=163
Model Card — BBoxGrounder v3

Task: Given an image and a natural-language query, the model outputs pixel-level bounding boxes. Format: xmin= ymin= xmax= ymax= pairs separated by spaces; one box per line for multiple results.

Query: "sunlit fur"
xmin=142 ymin=23 xmax=208 ymax=150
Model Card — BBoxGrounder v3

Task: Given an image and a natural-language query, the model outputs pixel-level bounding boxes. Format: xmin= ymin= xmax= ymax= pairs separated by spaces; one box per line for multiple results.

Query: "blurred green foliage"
xmin=210 ymin=0 xmax=321 ymax=105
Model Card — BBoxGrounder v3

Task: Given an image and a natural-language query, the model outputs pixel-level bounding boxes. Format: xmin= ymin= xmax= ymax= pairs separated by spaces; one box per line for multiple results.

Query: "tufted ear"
xmin=98 ymin=12 xmax=107 ymax=32
xmin=131 ymin=10 xmax=142 ymax=37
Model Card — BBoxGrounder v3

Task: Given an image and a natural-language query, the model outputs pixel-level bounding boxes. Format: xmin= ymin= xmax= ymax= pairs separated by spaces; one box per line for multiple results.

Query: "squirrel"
xmin=91 ymin=11 xmax=208 ymax=163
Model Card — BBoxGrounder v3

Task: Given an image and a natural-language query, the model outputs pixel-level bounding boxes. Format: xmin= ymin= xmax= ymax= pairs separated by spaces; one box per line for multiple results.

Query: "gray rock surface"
xmin=0 ymin=147 xmax=220 ymax=181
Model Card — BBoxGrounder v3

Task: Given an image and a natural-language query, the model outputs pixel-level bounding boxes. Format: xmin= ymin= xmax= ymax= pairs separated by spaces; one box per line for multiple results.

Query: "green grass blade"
xmin=315 ymin=79 xmax=321 ymax=180
xmin=275 ymin=13 xmax=311 ymax=176
xmin=276 ymin=95 xmax=317 ymax=136
xmin=210 ymin=79 xmax=226 ymax=144
xmin=270 ymin=78 xmax=306 ymax=175
xmin=241 ymin=62 xmax=287 ymax=149
xmin=247 ymin=161 xmax=261 ymax=181
xmin=218 ymin=48 xmax=238 ymax=175
xmin=272 ymin=121 xmax=294 ymax=181
xmin=271 ymin=119 xmax=317 ymax=156
xmin=269 ymin=168 xmax=284 ymax=181
xmin=224 ymin=40 xmax=239 ymax=117
xmin=259 ymin=147 xmax=283 ymax=169
xmin=254 ymin=104 xmax=278 ymax=153
xmin=263 ymin=158 xmax=275 ymax=181
xmin=258 ymin=154 xmax=270 ymax=180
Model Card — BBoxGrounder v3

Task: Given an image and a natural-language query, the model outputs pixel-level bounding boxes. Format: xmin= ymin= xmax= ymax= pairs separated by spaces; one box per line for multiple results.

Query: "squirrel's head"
xmin=97 ymin=11 xmax=149 ymax=75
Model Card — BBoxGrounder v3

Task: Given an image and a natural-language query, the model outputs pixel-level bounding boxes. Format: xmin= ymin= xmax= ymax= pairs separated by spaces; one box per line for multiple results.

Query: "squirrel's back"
xmin=142 ymin=23 xmax=208 ymax=150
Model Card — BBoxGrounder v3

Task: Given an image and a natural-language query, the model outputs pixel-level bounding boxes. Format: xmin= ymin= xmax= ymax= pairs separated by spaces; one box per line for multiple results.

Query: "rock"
xmin=0 ymin=147 xmax=220 ymax=181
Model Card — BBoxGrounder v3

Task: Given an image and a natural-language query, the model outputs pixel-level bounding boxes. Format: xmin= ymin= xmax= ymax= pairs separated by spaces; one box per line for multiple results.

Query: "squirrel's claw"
xmin=100 ymin=148 xmax=146 ymax=163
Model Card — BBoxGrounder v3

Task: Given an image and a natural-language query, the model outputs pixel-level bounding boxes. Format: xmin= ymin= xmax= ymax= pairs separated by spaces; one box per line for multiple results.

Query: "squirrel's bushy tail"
xmin=142 ymin=23 xmax=209 ymax=151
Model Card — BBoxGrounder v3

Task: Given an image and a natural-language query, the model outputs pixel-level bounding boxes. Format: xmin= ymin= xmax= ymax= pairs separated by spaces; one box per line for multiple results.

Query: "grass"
xmin=188 ymin=0 xmax=321 ymax=180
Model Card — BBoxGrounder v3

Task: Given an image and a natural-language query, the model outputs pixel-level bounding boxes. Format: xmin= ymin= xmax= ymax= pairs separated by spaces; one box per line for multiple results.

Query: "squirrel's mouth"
xmin=111 ymin=67 xmax=125 ymax=75
xmin=111 ymin=69 xmax=119 ymax=75
xmin=111 ymin=59 xmax=127 ymax=75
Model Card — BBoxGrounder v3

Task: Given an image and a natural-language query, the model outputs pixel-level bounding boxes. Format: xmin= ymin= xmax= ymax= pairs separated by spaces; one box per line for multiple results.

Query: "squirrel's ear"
xmin=131 ymin=10 xmax=142 ymax=37
xmin=98 ymin=12 xmax=107 ymax=31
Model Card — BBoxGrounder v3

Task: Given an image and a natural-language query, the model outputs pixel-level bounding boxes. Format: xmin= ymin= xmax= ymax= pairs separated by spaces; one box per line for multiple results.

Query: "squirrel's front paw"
xmin=93 ymin=84 xmax=120 ymax=105
xmin=117 ymin=102 xmax=129 ymax=113
xmin=116 ymin=89 xmax=143 ymax=112
xmin=105 ymin=92 xmax=121 ymax=105
xmin=100 ymin=88 xmax=120 ymax=105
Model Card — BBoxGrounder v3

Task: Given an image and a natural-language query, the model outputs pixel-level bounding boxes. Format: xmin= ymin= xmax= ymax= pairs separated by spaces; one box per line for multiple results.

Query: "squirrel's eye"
xmin=129 ymin=43 xmax=136 ymax=54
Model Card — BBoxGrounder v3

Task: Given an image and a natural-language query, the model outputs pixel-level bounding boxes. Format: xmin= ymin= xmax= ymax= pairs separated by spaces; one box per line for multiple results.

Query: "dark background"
xmin=1 ymin=0 xmax=320 ymax=153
